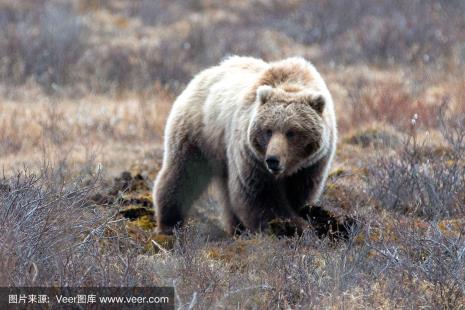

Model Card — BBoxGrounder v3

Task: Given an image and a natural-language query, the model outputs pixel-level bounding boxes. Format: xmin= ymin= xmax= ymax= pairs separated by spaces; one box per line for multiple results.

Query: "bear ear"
xmin=309 ymin=94 xmax=325 ymax=114
xmin=256 ymin=85 xmax=273 ymax=104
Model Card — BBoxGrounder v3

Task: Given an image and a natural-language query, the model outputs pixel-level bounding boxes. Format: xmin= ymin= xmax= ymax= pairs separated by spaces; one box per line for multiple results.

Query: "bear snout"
xmin=265 ymin=132 xmax=288 ymax=175
xmin=265 ymin=155 xmax=282 ymax=174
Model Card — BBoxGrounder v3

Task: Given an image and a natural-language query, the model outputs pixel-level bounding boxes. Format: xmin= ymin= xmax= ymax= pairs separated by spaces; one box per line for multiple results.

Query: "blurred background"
xmin=1 ymin=0 xmax=464 ymax=175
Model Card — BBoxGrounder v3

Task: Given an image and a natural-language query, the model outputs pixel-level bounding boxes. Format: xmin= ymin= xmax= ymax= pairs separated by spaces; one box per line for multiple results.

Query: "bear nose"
xmin=265 ymin=155 xmax=281 ymax=172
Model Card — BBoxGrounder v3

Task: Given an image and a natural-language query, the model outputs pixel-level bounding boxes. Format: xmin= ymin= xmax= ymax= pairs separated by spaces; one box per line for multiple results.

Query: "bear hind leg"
xmin=153 ymin=145 xmax=212 ymax=234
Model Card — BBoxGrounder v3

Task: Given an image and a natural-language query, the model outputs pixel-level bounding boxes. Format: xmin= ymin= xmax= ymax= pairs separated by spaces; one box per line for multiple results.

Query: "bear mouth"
xmin=265 ymin=156 xmax=284 ymax=176
xmin=267 ymin=166 xmax=283 ymax=176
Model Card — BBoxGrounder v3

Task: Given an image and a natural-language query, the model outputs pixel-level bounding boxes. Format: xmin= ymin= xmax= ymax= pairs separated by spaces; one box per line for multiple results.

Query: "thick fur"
xmin=153 ymin=56 xmax=337 ymax=234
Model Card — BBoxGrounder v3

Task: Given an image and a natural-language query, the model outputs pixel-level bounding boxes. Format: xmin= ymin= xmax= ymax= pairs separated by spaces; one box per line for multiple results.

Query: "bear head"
xmin=247 ymin=85 xmax=330 ymax=177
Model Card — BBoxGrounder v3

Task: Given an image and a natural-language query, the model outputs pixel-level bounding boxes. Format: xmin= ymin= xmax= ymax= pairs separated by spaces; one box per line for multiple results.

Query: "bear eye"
xmin=305 ymin=141 xmax=320 ymax=154
xmin=286 ymin=130 xmax=295 ymax=138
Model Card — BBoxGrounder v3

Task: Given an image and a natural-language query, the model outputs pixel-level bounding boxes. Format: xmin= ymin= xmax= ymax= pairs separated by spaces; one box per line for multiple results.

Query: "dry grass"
xmin=0 ymin=86 xmax=171 ymax=175
xmin=0 ymin=0 xmax=464 ymax=308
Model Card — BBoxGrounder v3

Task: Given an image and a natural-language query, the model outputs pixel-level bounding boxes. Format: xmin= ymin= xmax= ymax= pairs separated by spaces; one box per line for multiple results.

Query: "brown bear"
xmin=153 ymin=56 xmax=337 ymax=235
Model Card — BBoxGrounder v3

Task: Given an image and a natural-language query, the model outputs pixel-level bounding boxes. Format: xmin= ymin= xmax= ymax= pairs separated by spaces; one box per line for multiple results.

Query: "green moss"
xmin=130 ymin=215 xmax=156 ymax=231
xmin=328 ymin=167 xmax=345 ymax=179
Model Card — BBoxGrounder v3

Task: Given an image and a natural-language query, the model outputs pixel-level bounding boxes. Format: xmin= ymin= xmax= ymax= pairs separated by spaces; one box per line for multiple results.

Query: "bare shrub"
xmin=343 ymin=80 xmax=438 ymax=130
xmin=123 ymin=0 xmax=199 ymax=26
xmin=369 ymin=105 xmax=465 ymax=219
xmin=2 ymin=0 xmax=464 ymax=95
xmin=295 ymin=1 xmax=462 ymax=65
xmin=360 ymin=217 xmax=465 ymax=309
xmin=0 ymin=1 xmax=87 ymax=92
xmin=415 ymin=228 xmax=465 ymax=309
xmin=76 ymin=36 xmax=192 ymax=95
xmin=1 ymin=165 xmax=463 ymax=308
xmin=0 ymin=163 xmax=147 ymax=286
xmin=157 ymin=223 xmax=463 ymax=308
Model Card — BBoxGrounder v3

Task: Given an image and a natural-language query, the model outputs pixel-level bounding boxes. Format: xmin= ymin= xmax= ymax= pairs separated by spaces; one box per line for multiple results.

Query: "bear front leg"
xmin=153 ymin=145 xmax=212 ymax=234
xmin=228 ymin=171 xmax=295 ymax=233
xmin=212 ymin=175 xmax=244 ymax=235
xmin=285 ymin=156 xmax=330 ymax=217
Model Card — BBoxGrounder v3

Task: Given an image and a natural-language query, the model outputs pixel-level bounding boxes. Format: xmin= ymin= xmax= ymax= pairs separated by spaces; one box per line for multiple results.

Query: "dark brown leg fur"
xmin=228 ymin=160 xmax=298 ymax=233
xmin=285 ymin=156 xmax=329 ymax=216
xmin=212 ymin=175 xmax=244 ymax=235
xmin=153 ymin=144 xmax=212 ymax=234
xmin=227 ymin=149 xmax=329 ymax=234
